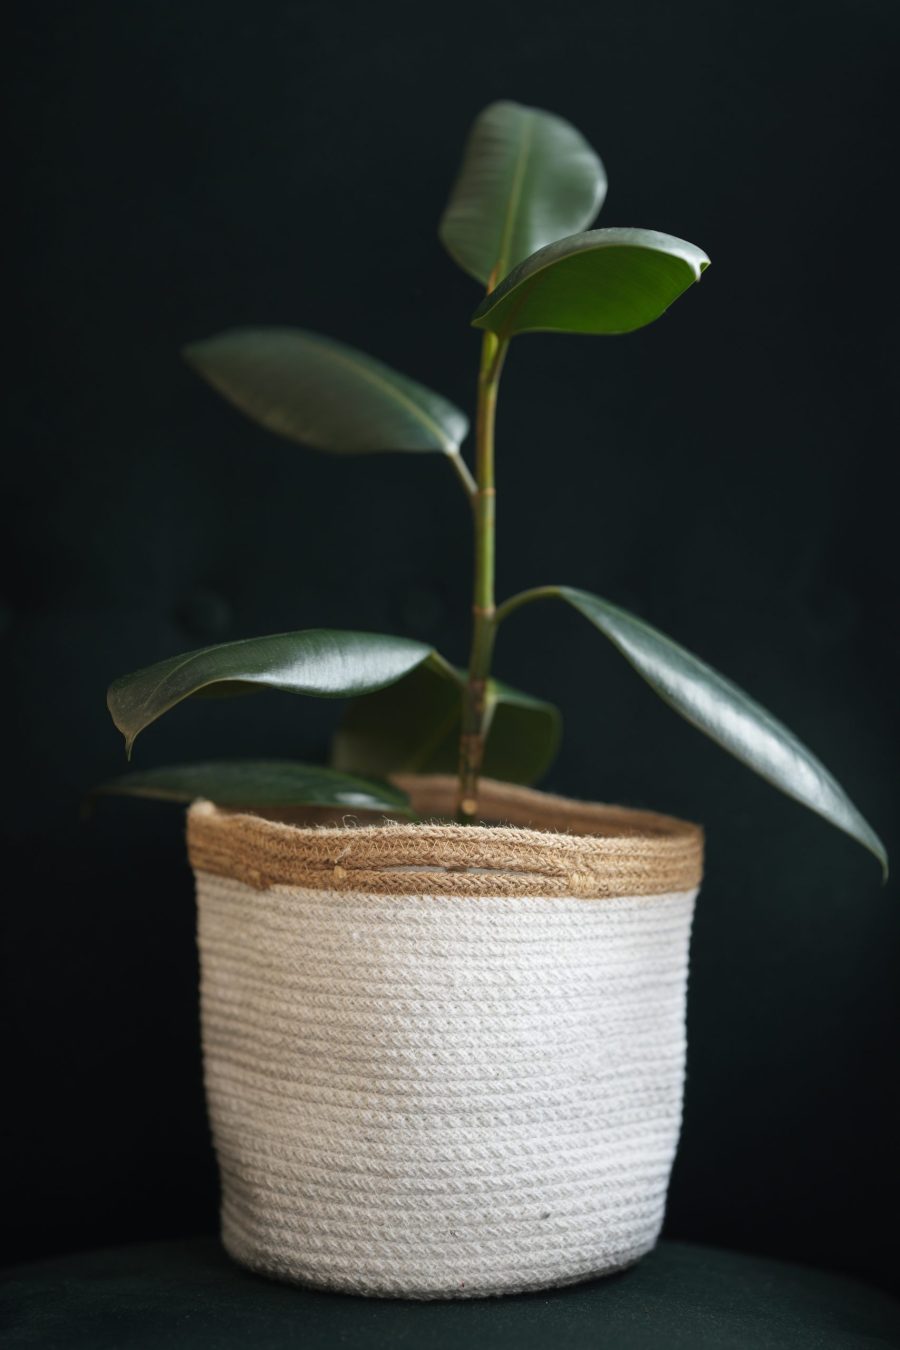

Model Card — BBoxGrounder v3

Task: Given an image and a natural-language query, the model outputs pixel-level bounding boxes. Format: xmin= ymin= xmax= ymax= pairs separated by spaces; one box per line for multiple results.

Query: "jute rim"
xmin=187 ymin=775 xmax=703 ymax=900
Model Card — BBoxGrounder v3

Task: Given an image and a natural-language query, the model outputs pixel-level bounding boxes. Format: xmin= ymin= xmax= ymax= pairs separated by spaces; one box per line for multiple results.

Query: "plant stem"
xmin=494 ymin=585 xmax=560 ymax=625
xmin=456 ymin=331 xmax=508 ymax=821
xmin=448 ymin=450 xmax=478 ymax=500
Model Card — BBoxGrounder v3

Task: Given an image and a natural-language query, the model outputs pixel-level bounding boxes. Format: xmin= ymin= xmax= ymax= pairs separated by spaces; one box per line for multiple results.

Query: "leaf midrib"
xmin=491 ymin=109 xmax=536 ymax=290
xmin=318 ymin=339 xmax=458 ymax=453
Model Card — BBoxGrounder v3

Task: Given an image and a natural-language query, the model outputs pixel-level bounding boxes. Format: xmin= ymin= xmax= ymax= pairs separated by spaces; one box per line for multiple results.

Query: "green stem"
xmin=494 ymin=585 xmax=560 ymax=625
xmin=456 ymin=331 xmax=508 ymax=821
xmin=447 ymin=450 xmax=478 ymax=500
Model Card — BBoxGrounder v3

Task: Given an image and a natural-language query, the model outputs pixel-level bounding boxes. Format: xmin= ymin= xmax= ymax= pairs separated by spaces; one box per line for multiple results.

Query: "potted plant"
xmin=102 ymin=101 xmax=886 ymax=1300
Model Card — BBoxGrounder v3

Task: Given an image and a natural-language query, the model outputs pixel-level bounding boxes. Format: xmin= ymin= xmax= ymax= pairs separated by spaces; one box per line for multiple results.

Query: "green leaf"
xmin=332 ymin=663 xmax=560 ymax=785
xmin=107 ymin=630 xmax=441 ymax=758
xmin=92 ymin=760 xmax=413 ymax=815
xmin=540 ymin=586 xmax=885 ymax=875
xmin=472 ymin=228 xmax=709 ymax=338
xmin=484 ymin=678 xmax=562 ymax=784
xmin=439 ymin=100 xmax=606 ymax=289
xmin=332 ymin=663 xmax=461 ymax=778
xmin=183 ymin=327 xmax=469 ymax=462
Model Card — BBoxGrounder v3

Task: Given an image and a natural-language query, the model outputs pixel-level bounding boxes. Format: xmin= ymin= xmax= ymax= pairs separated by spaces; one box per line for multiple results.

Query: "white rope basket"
xmin=189 ymin=776 xmax=703 ymax=1299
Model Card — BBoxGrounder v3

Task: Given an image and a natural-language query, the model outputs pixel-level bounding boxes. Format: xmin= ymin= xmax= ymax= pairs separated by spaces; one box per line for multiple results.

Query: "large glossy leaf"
xmin=535 ymin=586 xmax=885 ymax=874
xmin=439 ymin=100 xmax=606 ymax=289
xmin=108 ymin=630 xmax=441 ymax=757
xmin=92 ymin=760 xmax=413 ymax=814
xmin=472 ymin=228 xmax=709 ymax=338
xmin=332 ymin=663 xmax=560 ymax=785
xmin=183 ymin=328 xmax=469 ymax=462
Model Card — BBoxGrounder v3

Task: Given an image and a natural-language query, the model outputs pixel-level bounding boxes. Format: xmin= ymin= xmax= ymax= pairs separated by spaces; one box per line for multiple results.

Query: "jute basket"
xmin=188 ymin=775 xmax=703 ymax=1300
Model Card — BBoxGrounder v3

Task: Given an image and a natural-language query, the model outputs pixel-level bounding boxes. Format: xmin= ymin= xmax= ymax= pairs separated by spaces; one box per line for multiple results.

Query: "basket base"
xmin=221 ymin=1225 xmax=649 ymax=1300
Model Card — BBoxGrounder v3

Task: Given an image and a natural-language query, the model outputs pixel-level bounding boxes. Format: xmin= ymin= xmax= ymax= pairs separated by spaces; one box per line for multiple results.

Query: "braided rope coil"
xmin=190 ymin=777 xmax=702 ymax=1299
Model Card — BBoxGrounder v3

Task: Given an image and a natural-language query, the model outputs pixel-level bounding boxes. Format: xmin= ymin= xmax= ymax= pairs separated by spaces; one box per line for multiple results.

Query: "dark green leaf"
xmin=183 ymin=328 xmax=469 ymax=462
xmin=472 ymin=228 xmax=709 ymax=338
xmin=331 ymin=663 xmax=560 ymax=785
xmin=484 ymin=678 xmax=562 ymax=784
xmin=543 ymin=586 xmax=885 ymax=874
xmin=332 ymin=663 xmax=462 ymax=778
xmin=92 ymin=760 xmax=413 ymax=814
xmin=440 ymin=100 xmax=606 ymax=289
xmin=108 ymin=630 xmax=441 ymax=757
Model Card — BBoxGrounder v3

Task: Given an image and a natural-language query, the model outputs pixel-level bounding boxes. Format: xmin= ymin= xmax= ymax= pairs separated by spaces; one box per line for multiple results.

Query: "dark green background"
xmin=4 ymin=0 xmax=898 ymax=1295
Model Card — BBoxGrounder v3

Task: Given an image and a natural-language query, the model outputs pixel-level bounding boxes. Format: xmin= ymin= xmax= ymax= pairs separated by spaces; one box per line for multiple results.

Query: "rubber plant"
xmin=103 ymin=101 xmax=886 ymax=877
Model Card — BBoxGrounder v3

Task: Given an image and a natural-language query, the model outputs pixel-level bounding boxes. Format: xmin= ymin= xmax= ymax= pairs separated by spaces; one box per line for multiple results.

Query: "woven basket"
xmin=188 ymin=775 xmax=703 ymax=1299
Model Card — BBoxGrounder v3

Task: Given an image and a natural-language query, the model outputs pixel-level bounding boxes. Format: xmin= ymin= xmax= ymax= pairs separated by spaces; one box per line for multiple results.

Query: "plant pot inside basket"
xmin=188 ymin=774 xmax=703 ymax=1300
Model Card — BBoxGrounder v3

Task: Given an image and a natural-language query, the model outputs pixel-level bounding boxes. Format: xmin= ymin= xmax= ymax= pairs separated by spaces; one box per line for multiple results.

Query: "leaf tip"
xmin=182 ymin=335 xmax=224 ymax=377
xmin=857 ymin=819 xmax=888 ymax=883
xmin=875 ymin=843 xmax=890 ymax=885
xmin=181 ymin=338 xmax=206 ymax=369
xmin=106 ymin=685 xmax=134 ymax=759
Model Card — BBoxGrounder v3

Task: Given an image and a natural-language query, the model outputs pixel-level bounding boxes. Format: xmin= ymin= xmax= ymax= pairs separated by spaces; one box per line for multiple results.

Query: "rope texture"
xmin=188 ymin=776 xmax=702 ymax=899
xmin=195 ymin=785 xmax=699 ymax=1298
